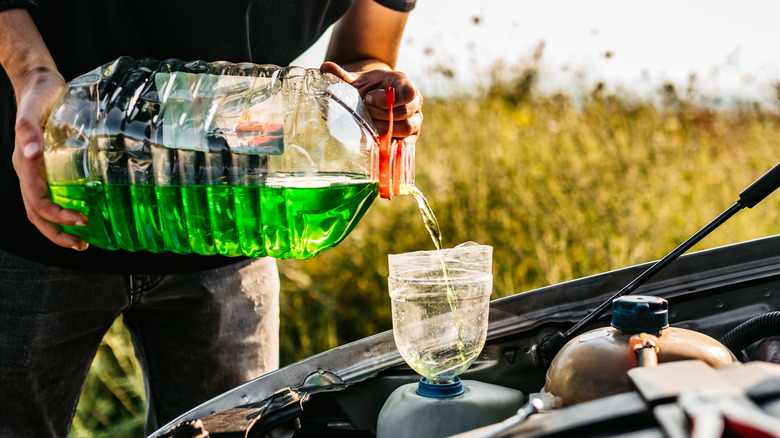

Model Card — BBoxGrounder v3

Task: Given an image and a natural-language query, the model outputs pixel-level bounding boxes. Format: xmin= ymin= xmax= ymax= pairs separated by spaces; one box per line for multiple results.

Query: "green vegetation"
xmin=70 ymin=319 xmax=145 ymax=438
xmin=69 ymin=78 xmax=780 ymax=436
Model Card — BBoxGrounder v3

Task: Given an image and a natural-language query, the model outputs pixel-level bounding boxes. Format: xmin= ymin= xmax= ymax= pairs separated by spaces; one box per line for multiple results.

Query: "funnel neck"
xmin=416 ymin=377 xmax=465 ymax=398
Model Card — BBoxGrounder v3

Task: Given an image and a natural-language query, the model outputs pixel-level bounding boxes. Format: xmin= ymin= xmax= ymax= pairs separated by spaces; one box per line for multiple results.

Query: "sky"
xmin=294 ymin=0 xmax=780 ymax=104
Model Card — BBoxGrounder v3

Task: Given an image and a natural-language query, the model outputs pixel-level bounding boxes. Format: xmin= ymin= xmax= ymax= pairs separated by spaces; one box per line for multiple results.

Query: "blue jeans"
xmin=0 ymin=249 xmax=279 ymax=437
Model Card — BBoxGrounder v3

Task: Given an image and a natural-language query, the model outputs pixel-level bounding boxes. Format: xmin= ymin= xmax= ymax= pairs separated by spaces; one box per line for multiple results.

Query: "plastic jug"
xmin=43 ymin=56 xmax=413 ymax=259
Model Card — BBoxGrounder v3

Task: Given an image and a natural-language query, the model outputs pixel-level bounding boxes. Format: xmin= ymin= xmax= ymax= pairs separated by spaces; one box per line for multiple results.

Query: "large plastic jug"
xmin=43 ymin=57 xmax=413 ymax=259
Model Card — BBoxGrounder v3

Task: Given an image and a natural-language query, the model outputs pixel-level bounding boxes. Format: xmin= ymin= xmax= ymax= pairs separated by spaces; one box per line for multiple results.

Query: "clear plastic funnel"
xmin=388 ymin=242 xmax=493 ymax=384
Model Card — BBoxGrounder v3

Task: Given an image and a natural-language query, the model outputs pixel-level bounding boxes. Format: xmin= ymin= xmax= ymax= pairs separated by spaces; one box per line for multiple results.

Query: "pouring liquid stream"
xmin=401 ymin=185 xmax=469 ymax=380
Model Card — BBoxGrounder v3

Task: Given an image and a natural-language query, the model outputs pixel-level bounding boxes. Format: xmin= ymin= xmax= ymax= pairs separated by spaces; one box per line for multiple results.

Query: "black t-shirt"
xmin=0 ymin=0 xmax=414 ymax=274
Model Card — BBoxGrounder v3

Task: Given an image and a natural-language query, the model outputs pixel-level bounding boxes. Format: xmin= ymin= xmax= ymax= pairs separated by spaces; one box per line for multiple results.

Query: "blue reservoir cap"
xmin=416 ymin=377 xmax=465 ymax=398
xmin=611 ymin=295 xmax=669 ymax=334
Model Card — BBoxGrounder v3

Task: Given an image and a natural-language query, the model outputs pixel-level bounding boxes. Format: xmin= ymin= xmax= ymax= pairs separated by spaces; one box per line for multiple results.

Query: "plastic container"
xmin=388 ymin=243 xmax=493 ymax=383
xmin=43 ymin=56 xmax=414 ymax=259
xmin=376 ymin=378 xmax=524 ymax=438
xmin=544 ymin=296 xmax=735 ymax=406
xmin=379 ymin=244 xmax=501 ymax=438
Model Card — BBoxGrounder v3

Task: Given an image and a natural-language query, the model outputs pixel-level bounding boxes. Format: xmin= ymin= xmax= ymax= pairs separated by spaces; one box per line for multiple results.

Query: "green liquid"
xmin=48 ymin=175 xmax=377 ymax=259
xmin=156 ymin=186 xmax=190 ymax=254
xmin=401 ymin=185 xmax=469 ymax=369
xmin=50 ymin=180 xmax=117 ymax=250
xmin=391 ymin=272 xmax=492 ymax=384
xmin=401 ymin=185 xmax=443 ymax=250
xmin=407 ymin=340 xmax=484 ymax=383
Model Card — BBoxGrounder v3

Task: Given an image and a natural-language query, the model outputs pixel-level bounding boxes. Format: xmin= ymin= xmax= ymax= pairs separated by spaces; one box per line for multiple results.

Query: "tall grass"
xmin=70 ymin=78 xmax=780 ymax=437
xmin=70 ymin=319 xmax=145 ymax=437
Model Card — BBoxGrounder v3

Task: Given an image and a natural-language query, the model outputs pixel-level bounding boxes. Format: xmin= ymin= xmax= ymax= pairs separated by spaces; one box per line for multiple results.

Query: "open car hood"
xmin=150 ymin=234 xmax=780 ymax=438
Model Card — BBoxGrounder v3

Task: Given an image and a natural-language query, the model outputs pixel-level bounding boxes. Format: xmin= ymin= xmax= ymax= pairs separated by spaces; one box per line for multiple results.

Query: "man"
xmin=0 ymin=0 xmax=423 ymax=436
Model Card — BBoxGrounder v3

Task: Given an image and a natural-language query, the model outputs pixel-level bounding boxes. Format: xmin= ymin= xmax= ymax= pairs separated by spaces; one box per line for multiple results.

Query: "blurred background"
xmin=301 ymin=0 xmax=780 ymax=103
xmin=69 ymin=2 xmax=780 ymax=436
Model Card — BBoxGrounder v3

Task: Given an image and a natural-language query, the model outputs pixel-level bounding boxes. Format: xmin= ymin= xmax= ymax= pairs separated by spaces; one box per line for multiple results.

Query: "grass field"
xmin=68 ymin=77 xmax=780 ymax=437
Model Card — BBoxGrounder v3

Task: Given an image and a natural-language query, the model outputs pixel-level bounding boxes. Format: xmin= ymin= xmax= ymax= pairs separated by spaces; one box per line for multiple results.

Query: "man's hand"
xmin=12 ymin=68 xmax=88 ymax=251
xmin=324 ymin=0 xmax=423 ymax=144
xmin=320 ymin=61 xmax=423 ymax=143
xmin=1 ymin=8 xmax=88 ymax=250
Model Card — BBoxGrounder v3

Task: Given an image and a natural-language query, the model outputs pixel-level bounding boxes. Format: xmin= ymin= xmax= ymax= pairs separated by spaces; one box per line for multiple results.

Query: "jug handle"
xmin=379 ymin=87 xmax=395 ymax=199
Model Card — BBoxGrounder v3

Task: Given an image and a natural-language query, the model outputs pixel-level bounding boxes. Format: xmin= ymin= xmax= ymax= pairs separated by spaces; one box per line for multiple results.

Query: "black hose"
xmin=719 ymin=311 xmax=780 ymax=357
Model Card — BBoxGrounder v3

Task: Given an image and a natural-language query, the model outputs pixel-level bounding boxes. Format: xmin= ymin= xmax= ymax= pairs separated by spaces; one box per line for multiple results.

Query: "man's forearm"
xmin=338 ymin=59 xmax=393 ymax=74
xmin=0 ymin=8 xmax=57 ymax=96
xmin=326 ymin=0 xmax=408 ymax=72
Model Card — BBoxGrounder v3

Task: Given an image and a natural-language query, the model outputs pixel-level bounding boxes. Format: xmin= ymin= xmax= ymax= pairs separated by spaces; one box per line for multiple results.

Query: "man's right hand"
xmin=1 ymin=8 xmax=88 ymax=250
xmin=13 ymin=68 xmax=89 ymax=250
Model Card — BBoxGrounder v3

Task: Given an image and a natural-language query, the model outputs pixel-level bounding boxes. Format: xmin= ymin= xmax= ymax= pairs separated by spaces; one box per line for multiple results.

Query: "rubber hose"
xmin=719 ymin=311 xmax=780 ymax=356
